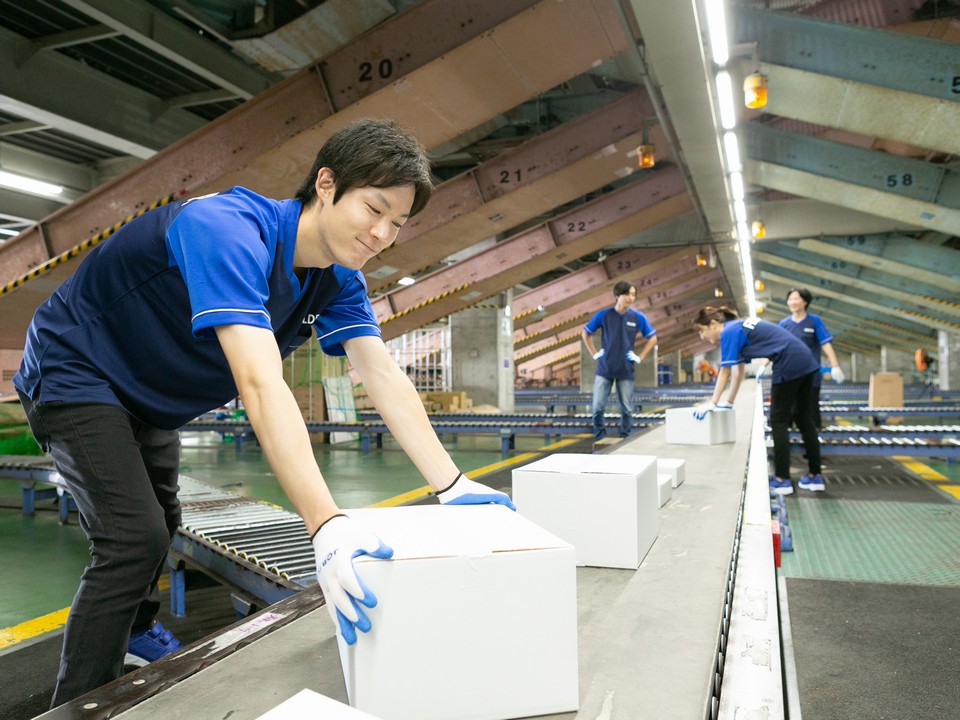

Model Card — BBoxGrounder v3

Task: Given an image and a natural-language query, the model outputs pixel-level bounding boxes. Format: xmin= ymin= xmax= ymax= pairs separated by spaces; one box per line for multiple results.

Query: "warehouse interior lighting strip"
xmin=704 ymin=0 xmax=758 ymax=315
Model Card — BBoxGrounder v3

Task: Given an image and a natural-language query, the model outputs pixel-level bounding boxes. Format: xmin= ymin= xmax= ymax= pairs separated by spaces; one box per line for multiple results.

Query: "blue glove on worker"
xmin=830 ymin=366 xmax=845 ymax=384
xmin=592 ymin=349 xmax=605 ymax=361
xmin=755 ymin=365 xmax=767 ymax=381
xmin=437 ymin=473 xmax=516 ymax=510
xmin=311 ymin=514 xmax=393 ymax=645
xmin=692 ymin=400 xmax=716 ymax=420
xmin=715 ymin=400 xmax=733 ymax=410
xmin=626 ymin=350 xmax=642 ymax=364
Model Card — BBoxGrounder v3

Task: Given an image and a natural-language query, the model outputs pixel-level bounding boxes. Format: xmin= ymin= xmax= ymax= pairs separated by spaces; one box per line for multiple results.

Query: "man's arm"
xmin=724 ymin=364 xmax=745 ymax=402
xmin=215 ymin=324 xmax=338 ymax=534
xmin=821 ymin=341 xmax=840 ymax=368
xmin=581 ymin=328 xmax=599 ymax=357
xmin=637 ymin=334 xmax=657 ymax=361
xmin=343 ymin=335 xmax=460 ymax=491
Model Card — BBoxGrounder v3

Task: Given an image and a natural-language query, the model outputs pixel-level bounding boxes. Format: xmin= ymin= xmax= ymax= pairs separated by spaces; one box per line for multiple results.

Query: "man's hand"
xmin=693 ymin=401 xmax=716 ymax=420
xmin=831 ymin=366 xmax=845 ymax=384
xmin=592 ymin=348 xmax=605 ymax=361
xmin=755 ymin=365 xmax=766 ymax=381
xmin=626 ymin=350 xmax=642 ymax=364
xmin=437 ymin=473 xmax=516 ymax=510
xmin=311 ymin=514 xmax=393 ymax=645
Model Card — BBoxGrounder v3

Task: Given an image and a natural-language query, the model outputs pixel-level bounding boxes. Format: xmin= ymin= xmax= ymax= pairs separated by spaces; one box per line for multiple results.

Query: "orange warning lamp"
xmin=638 ymin=144 xmax=656 ymax=169
xmin=744 ymin=73 xmax=768 ymax=109
xmin=751 ymin=219 xmax=766 ymax=239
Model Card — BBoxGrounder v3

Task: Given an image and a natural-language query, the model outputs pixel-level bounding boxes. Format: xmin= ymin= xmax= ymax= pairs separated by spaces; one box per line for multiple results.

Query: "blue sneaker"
xmin=769 ymin=476 xmax=794 ymax=496
xmin=799 ymin=473 xmax=825 ymax=492
xmin=125 ymin=620 xmax=181 ymax=668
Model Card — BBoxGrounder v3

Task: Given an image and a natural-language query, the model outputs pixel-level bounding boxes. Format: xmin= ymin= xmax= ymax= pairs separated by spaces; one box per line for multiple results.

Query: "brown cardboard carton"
xmin=868 ymin=372 xmax=903 ymax=408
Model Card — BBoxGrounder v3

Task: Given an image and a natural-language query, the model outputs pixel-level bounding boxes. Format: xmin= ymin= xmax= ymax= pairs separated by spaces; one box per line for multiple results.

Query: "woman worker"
xmin=691 ymin=306 xmax=825 ymax=495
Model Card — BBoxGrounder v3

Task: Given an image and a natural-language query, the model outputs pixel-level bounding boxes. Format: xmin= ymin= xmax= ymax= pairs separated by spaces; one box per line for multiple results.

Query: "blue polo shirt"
xmin=719 ymin=318 xmax=818 ymax=384
xmin=779 ymin=313 xmax=833 ymax=387
xmin=584 ymin=307 xmax=656 ymax=380
xmin=15 ymin=187 xmax=380 ymax=430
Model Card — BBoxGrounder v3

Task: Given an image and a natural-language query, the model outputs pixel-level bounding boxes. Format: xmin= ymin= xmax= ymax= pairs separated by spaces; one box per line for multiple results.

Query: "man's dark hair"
xmin=295 ymin=118 xmax=434 ymax=217
xmin=613 ymin=281 xmax=636 ymax=298
xmin=787 ymin=287 xmax=813 ymax=307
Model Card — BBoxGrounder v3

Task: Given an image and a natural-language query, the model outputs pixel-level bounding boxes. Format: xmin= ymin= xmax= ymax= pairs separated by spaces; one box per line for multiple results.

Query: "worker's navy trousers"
xmin=18 ymin=394 xmax=181 ymax=708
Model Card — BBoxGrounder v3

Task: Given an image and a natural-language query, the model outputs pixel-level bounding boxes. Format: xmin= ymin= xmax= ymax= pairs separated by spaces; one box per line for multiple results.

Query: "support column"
xmin=451 ymin=292 xmax=514 ymax=411
xmin=580 ymin=337 xmax=596 ymax=394
xmin=939 ymin=330 xmax=958 ymax=391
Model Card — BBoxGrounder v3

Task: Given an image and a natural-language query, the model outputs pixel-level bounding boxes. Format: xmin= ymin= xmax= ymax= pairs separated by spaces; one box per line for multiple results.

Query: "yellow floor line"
xmin=892 ymin=457 xmax=948 ymax=482
xmin=939 ymin=485 xmax=960 ymax=501
xmin=0 ymin=607 xmax=69 ymax=649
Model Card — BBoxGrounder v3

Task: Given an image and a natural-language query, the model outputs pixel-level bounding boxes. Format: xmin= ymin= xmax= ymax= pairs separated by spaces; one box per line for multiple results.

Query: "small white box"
xmin=337 ymin=506 xmax=578 ymax=720
xmin=665 ymin=407 xmax=735 ymax=445
xmin=657 ymin=474 xmax=672 ymax=507
xmin=257 ymin=689 xmax=384 ymax=719
xmin=657 ymin=458 xmax=686 ymax=488
xmin=512 ymin=453 xmax=659 ymax=569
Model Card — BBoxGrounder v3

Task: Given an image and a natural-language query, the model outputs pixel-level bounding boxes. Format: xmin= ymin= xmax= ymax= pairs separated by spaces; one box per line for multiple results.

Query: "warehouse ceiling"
xmin=0 ymin=0 xmax=958 ymax=372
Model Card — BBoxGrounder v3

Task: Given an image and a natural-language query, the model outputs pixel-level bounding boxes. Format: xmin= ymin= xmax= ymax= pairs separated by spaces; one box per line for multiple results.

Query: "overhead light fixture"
xmin=751 ymin=219 xmax=766 ymax=239
xmin=704 ymin=0 xmax=730 ymax=66
xmin=696 ymin=252 xmax=708 ymax=267
xmin=397 ymin=276 xmax=416 ymax=286
xmin=722 ymin=131 xmax=741 ymax=173
xmin=744 ymin=72 xmax=768 ymax=109
xmin=637 ymin=144 xmax=656 ymax=169
xmin=754 ymin=279 xmax=765 ymax=292
xmin=756 ymin=303 xmax=765 ymax=314
xmin=0 ymin=169 xmax=63 ymax=197
xmin=0 ymin=228 xmax=21 ymax=237
xmin=714 ymin=288 xmax=725 ymax=298
xmin=715 ymin=71 xmax=737 ymax=130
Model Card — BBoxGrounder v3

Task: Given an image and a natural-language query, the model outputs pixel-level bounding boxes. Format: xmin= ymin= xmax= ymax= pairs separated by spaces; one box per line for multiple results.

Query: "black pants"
xmin=18 ymin=393 xmax=181 ymax=707
xmin=769 ymin=371 xmax=821 ymax=480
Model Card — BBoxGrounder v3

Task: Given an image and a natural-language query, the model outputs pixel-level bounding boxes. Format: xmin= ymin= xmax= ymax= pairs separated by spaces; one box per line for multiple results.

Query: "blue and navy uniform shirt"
xmin=778 ymin=313 xmax=833 ymax=387
xmin=583 ymin=308 xmax=656 ymax=380
xmin=719 ymin=318 xmax=818 ymax=384
xmin=14 ymin=187 xmax=380 ymax=430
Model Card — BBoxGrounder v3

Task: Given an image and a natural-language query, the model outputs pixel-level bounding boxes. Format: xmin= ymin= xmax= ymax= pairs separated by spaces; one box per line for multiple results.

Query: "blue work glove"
xmin=437 ymin=473 xmax=516 ymax=511
xmin=692 ymin=400 xmax=716 ymax=420
xmin=592 ymin=348 xmax=605 ymax=361
xmin=626 ymin=350 xmax=642 ymax=364
xmin=311 ymin=514 xmax=393 ymax=645
xmin=715 ymin=400 xmax=733 ymax=410
xmin=830 ymin=366 xmax=845 ymax=384
xmin=755 ymin=365 xmax=767 ymax=381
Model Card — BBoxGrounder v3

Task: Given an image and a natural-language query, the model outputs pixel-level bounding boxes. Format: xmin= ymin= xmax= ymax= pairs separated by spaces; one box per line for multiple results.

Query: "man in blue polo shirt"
xmin=581 ymin=281 xmax=657 ymax=440
xmin=14 ymin=119 xmax=513 ymax=708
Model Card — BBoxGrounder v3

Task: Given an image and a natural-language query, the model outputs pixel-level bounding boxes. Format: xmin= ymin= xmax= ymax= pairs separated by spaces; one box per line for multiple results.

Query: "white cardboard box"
xmin=512 ymin=453 xmax=659 ymax=569
xmin=657 ymin=473 xmax=672 ymax=507
xmin=665 ymin=407 xmax=735 ymax=445
xmin=337 ymin=506 xmax=578 ymax=720
xmin=257 ymin=689 xmax=384 ymax=719
xmin=657 ymin=458 xmax=686 ymax=488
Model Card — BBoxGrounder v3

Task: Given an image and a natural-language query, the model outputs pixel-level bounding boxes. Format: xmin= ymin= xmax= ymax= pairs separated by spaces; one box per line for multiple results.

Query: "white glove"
xmin=311 ymin=514 xmax=393 ymax=645
xmin=436 ymin=473 xmax=516 ymax=510
xmin=626 ymin=350 xmax=642 ymax=364
xmin=693 ymin=401 xmax=716 ymax=420
xmin=592 ymin=348 xmax=605 ymax=361
xmin=755 ymin=365 xmax=767 ymax=380
xmin=716 ymin=400 xmax=733 ymax=410
xmin=831 ymin=366 xmax=845 ymax=384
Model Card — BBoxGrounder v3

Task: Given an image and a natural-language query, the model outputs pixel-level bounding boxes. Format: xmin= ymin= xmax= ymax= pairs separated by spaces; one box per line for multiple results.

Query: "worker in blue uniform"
xmin=581 ymin=281 xmax=657 ymax=440
xmin=14 ymin=119 xmax=513 ymax=708
xmin=691 ymin=306 xmax=824 ymax=496
xmin=762 ymin=287 xmax=844 ymax=428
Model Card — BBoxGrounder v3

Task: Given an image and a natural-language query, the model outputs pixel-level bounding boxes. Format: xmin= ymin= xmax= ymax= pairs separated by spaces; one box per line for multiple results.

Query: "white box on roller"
xmin=336 ymin=505 xmax=578 ymax=720
xmin=257 ymin=689 xmax=384 ymax=719
xmin=657 ymin=474 xmax=672 ymax=507
xmin=512 ymin=453 xmax=659 ymax=569
xmin=657 ymin=458 xmax=686 ymax=488
xmin=665 ymin=407 xmax=735 ymax=445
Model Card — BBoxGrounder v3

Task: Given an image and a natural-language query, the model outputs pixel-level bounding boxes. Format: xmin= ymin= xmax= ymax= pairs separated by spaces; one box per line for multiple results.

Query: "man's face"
xmin=616 ymin=286 xmax=637 ymax=306
xmin=786 ymin=291 xmax=806 ymax=314
xmin=302 ymin=170 xmax=416 ymax=270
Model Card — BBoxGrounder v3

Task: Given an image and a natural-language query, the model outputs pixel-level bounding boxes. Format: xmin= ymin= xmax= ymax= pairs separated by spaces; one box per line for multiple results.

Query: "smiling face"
xmin=695 ymin=319 xmax=722 ymax=345
xmin=786 ymin=290 xmax=808 ymax=315
xmin=295 ymin=167 xmax=415 ymax=270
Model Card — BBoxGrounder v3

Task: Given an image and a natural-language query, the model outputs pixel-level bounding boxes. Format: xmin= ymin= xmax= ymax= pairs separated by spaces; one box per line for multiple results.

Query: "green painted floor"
xmin=0 ymin=431 xmax=567 ymax=632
